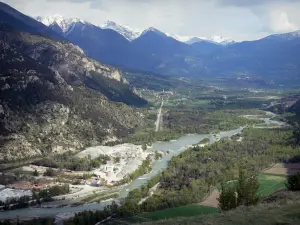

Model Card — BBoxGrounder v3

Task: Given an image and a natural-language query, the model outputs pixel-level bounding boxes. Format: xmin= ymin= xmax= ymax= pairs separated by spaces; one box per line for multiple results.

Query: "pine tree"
xmin=218 ymin=184 xmax=237 ymax=211
xmin=236 ymin=169 xmax=260 ymax=206
xmin=286 ymin=172 xmax=300 ymax=191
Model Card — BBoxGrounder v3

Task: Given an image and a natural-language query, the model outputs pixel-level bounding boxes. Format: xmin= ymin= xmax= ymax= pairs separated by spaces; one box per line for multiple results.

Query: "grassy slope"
xmin=141 ymin=200 xmax=300 ymax=225
xmin=124 ymin=205 xmax=219 ymax=223
xmin=257 ymin=174 xmax=286 ymax=197
xmin=125 ymin=174 xmax=287 ymax=224
xmin=220 ymin=174 xmax=287 ymax=197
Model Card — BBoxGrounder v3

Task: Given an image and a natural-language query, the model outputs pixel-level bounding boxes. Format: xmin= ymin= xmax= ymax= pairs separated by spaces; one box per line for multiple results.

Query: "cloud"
xmin=216 ymin=0 xmax=300 ymax=34
xmin=272 ymin=11 xmax=298 ymax=32
xmin=216 ymin=0 xmax=300 ymax=7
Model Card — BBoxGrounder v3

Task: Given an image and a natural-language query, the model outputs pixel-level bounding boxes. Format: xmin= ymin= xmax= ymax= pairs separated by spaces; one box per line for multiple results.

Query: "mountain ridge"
xmin=36 ymin=14 xmax=235 ymax=45
xmin=0 ymin=2 xmax=63 ymax=40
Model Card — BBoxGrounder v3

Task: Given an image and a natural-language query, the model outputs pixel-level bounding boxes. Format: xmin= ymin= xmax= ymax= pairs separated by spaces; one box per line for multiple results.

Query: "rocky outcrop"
xmin=0 ymin=27 xmax=146 ymax=161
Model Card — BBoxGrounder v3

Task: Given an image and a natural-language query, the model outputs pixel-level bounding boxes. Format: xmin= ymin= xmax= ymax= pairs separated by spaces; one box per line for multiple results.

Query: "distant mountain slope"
xmin=0 ymin=2 xmax=63 ymax=40
xmin=36 ymin=15 xmax=149 ymax=71
xmin=62 ymin=21 xmax=134 ymax=67
xmin=100 ymin=20 xmax=141 ymax=41
xmin=184 ymin=36 xmax=235 ymax=45
xmin=132 ymin=28 xmax=189 ymax=56
xmin=33 ymin=9 xmax=300 ymax=79
xmin=206 ymin=32 xmax=300 ymax=79
xmin=0 ymin=24 xmax=146 ymax=161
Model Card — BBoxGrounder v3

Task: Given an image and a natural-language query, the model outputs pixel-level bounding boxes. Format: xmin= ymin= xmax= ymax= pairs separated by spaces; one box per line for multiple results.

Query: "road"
xmin=155 ymin=99 xmax=164 ymax=132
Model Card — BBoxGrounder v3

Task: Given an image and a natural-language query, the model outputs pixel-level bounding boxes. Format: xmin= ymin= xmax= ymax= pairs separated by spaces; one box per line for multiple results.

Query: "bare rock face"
xmin=1 ymin=135 xmax=42 ymax=161
xmin=0 ymin=27 xmax=146 ymax=162
xmin=21 ymin=32 xmax=124 ymax=85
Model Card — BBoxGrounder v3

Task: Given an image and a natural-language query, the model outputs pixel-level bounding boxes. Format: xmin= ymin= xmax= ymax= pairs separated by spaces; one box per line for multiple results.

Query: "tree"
xmin=286 ymin=173 xmax=300 ymax=191
xmin=155 ymin=151 xmax=162 ymax=160
xmin=292 ymin=128 xmax=300 ymax=146
xmin=142 ymin=143 xmax=147 ymax=151
xmin=218 ymin=169 xmax=260 ymax=211
xmin=218 ymin=184 xmax=237 ymax=211
xmin=236 ymin=169 xmax=260 ymax=206
xmin=114 ymin=157 xmax=121 ymax=163
xmin=33 ymin=169 xmax=39 ymax=176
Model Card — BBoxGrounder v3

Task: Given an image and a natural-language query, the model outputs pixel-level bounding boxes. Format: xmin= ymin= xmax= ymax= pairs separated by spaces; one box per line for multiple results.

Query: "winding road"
xmin=155 ymin=99 xmax=164 ymax=132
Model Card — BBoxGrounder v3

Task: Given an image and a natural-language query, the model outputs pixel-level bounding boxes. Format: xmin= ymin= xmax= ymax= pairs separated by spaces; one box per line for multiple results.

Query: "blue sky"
xmin=2 ymin=0 xmax=300 ymax=41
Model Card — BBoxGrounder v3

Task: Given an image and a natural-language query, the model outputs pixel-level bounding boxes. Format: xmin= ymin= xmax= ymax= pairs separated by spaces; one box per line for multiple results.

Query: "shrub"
xmin=286 ymin=173 xmax=300 ymax=191
xmin=43 ymin=168 xmax=57 ymax=177
xmin=218 ymin=185 xmax=237 ymax=211
xmin=33 ymin=169 xmax=39 ymax=176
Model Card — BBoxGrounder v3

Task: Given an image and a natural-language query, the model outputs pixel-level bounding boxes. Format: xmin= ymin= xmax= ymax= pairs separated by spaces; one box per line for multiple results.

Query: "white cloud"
xmin=268 ymin=10 xmax=298 ymax=33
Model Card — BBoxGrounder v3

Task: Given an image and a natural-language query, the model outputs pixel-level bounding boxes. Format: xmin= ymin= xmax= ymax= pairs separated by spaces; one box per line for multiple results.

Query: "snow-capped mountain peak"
xmin=210 ymin=35 xmax=235 ymax=45
xmin=165 ymin=33 xmax=235 ymax=45
xmin=141 ymin=27 xmax=167 ymax=37
xmin=36 ymin=14 xmax=87 ymax=33
xmin=36 ymin=15 xmax=236 ymax=44
xmin=173 ymin=36 xmax=208 ymax=44
xmin=183 ymin=35 xmax=235 ymax=45
xmin=100 ymin=20 xmax=141 ymax=41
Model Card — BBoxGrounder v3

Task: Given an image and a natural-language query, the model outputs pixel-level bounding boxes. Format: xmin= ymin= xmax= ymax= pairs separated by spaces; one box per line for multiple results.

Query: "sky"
xmin=2 ymin=0 xmax=300 ymax=41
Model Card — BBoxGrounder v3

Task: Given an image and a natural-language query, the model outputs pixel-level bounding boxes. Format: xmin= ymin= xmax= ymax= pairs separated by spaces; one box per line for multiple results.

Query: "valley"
xmin=0 ymin=111 xmax=282 ymax=220
xmin=0 ymin=81 xmax=295 ymax=222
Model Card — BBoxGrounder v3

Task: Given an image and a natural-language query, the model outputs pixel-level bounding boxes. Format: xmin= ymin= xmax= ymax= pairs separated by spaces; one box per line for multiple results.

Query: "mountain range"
xmin=2 ymin=2 xmax=300 ymax=80
xmin=36 ymin=14 xmax=234 ymax=45
xmin=33 ymin=13 xmax=300 ymax=80
xmin=1 ymin=1 xmax=300 ymax=160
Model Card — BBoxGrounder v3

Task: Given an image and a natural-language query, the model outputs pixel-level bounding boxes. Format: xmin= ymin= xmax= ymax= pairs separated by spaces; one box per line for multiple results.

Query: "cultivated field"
xmin=257 ymin=174 xmax=286 ymax=197
xmin=263 ymin=163 xmax=300 ymax=175
xmin=201 ymin=173 xmax=287 ymax=209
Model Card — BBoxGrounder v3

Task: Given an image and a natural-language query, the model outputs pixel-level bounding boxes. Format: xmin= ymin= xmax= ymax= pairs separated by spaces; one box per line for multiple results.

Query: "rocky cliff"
xmin=0 ymin=25 xmax=146 ymax=161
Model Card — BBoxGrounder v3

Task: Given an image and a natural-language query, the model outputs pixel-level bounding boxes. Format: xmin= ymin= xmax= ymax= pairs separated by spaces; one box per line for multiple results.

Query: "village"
xmin=0 ymin=142 xmax=164 ymax=210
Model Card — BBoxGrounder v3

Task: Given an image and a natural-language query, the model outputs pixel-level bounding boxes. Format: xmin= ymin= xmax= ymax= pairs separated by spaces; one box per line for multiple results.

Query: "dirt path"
xmin=200 ymin=189 xmax=220 ymax=208
xmin=263 ymin=163 xmax=300 ymax=175
xmin=138 ymin=183 xmax=160 ymax=205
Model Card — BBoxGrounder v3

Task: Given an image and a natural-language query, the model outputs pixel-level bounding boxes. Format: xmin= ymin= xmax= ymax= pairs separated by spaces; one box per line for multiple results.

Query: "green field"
xmin=124 ymin=205 xmax=219 ymax=223
xmin=123 ymin=174 xmax=286 ymax=224
xmin=219 ymin=174 xmax=287 ymax=197
xmin=142 ymin=199 xmax=300 ymax=225
xmin=257 ymin=174 xmax=286 ymax=196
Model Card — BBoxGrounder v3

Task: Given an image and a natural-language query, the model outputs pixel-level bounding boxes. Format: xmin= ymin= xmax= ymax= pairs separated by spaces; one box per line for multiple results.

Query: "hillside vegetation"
xmin=142 ymin=192 xmax=300 ymax=225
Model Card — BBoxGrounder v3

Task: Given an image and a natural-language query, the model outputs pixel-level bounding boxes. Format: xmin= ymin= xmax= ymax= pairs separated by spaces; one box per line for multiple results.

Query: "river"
xmin=0 ymin=113 xmax=283 ymax=220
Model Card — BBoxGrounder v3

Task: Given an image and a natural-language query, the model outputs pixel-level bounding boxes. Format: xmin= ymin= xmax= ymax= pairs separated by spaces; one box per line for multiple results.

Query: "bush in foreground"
xmin=286 ymin=173 xmax=300 ymax=191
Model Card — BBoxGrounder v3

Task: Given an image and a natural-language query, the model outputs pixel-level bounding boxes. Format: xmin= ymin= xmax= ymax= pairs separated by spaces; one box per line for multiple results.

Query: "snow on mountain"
xmin=166 ymin=34 xmax=234 ymax=45
xmin=167 ymin=34 xmax=202 ymax=42
xmin=184 ymin=35 xmax=235 ymax=45
xmin=183 ymin=37 xmax=208 ymax=44
xmin=100 ymin=21 xmax=141 ymax=41
xmin=36 ymin=15 xmax=235 ymax=44
xmin=265 ymin=30 xmax=300 ymax=41
xmin=140 ymin=27 xmax=168 ymax=37
xmin=36 ymin=14 xmax=88 ymax=33
xmin=209 ymin=35 xmax=235 ymax=45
